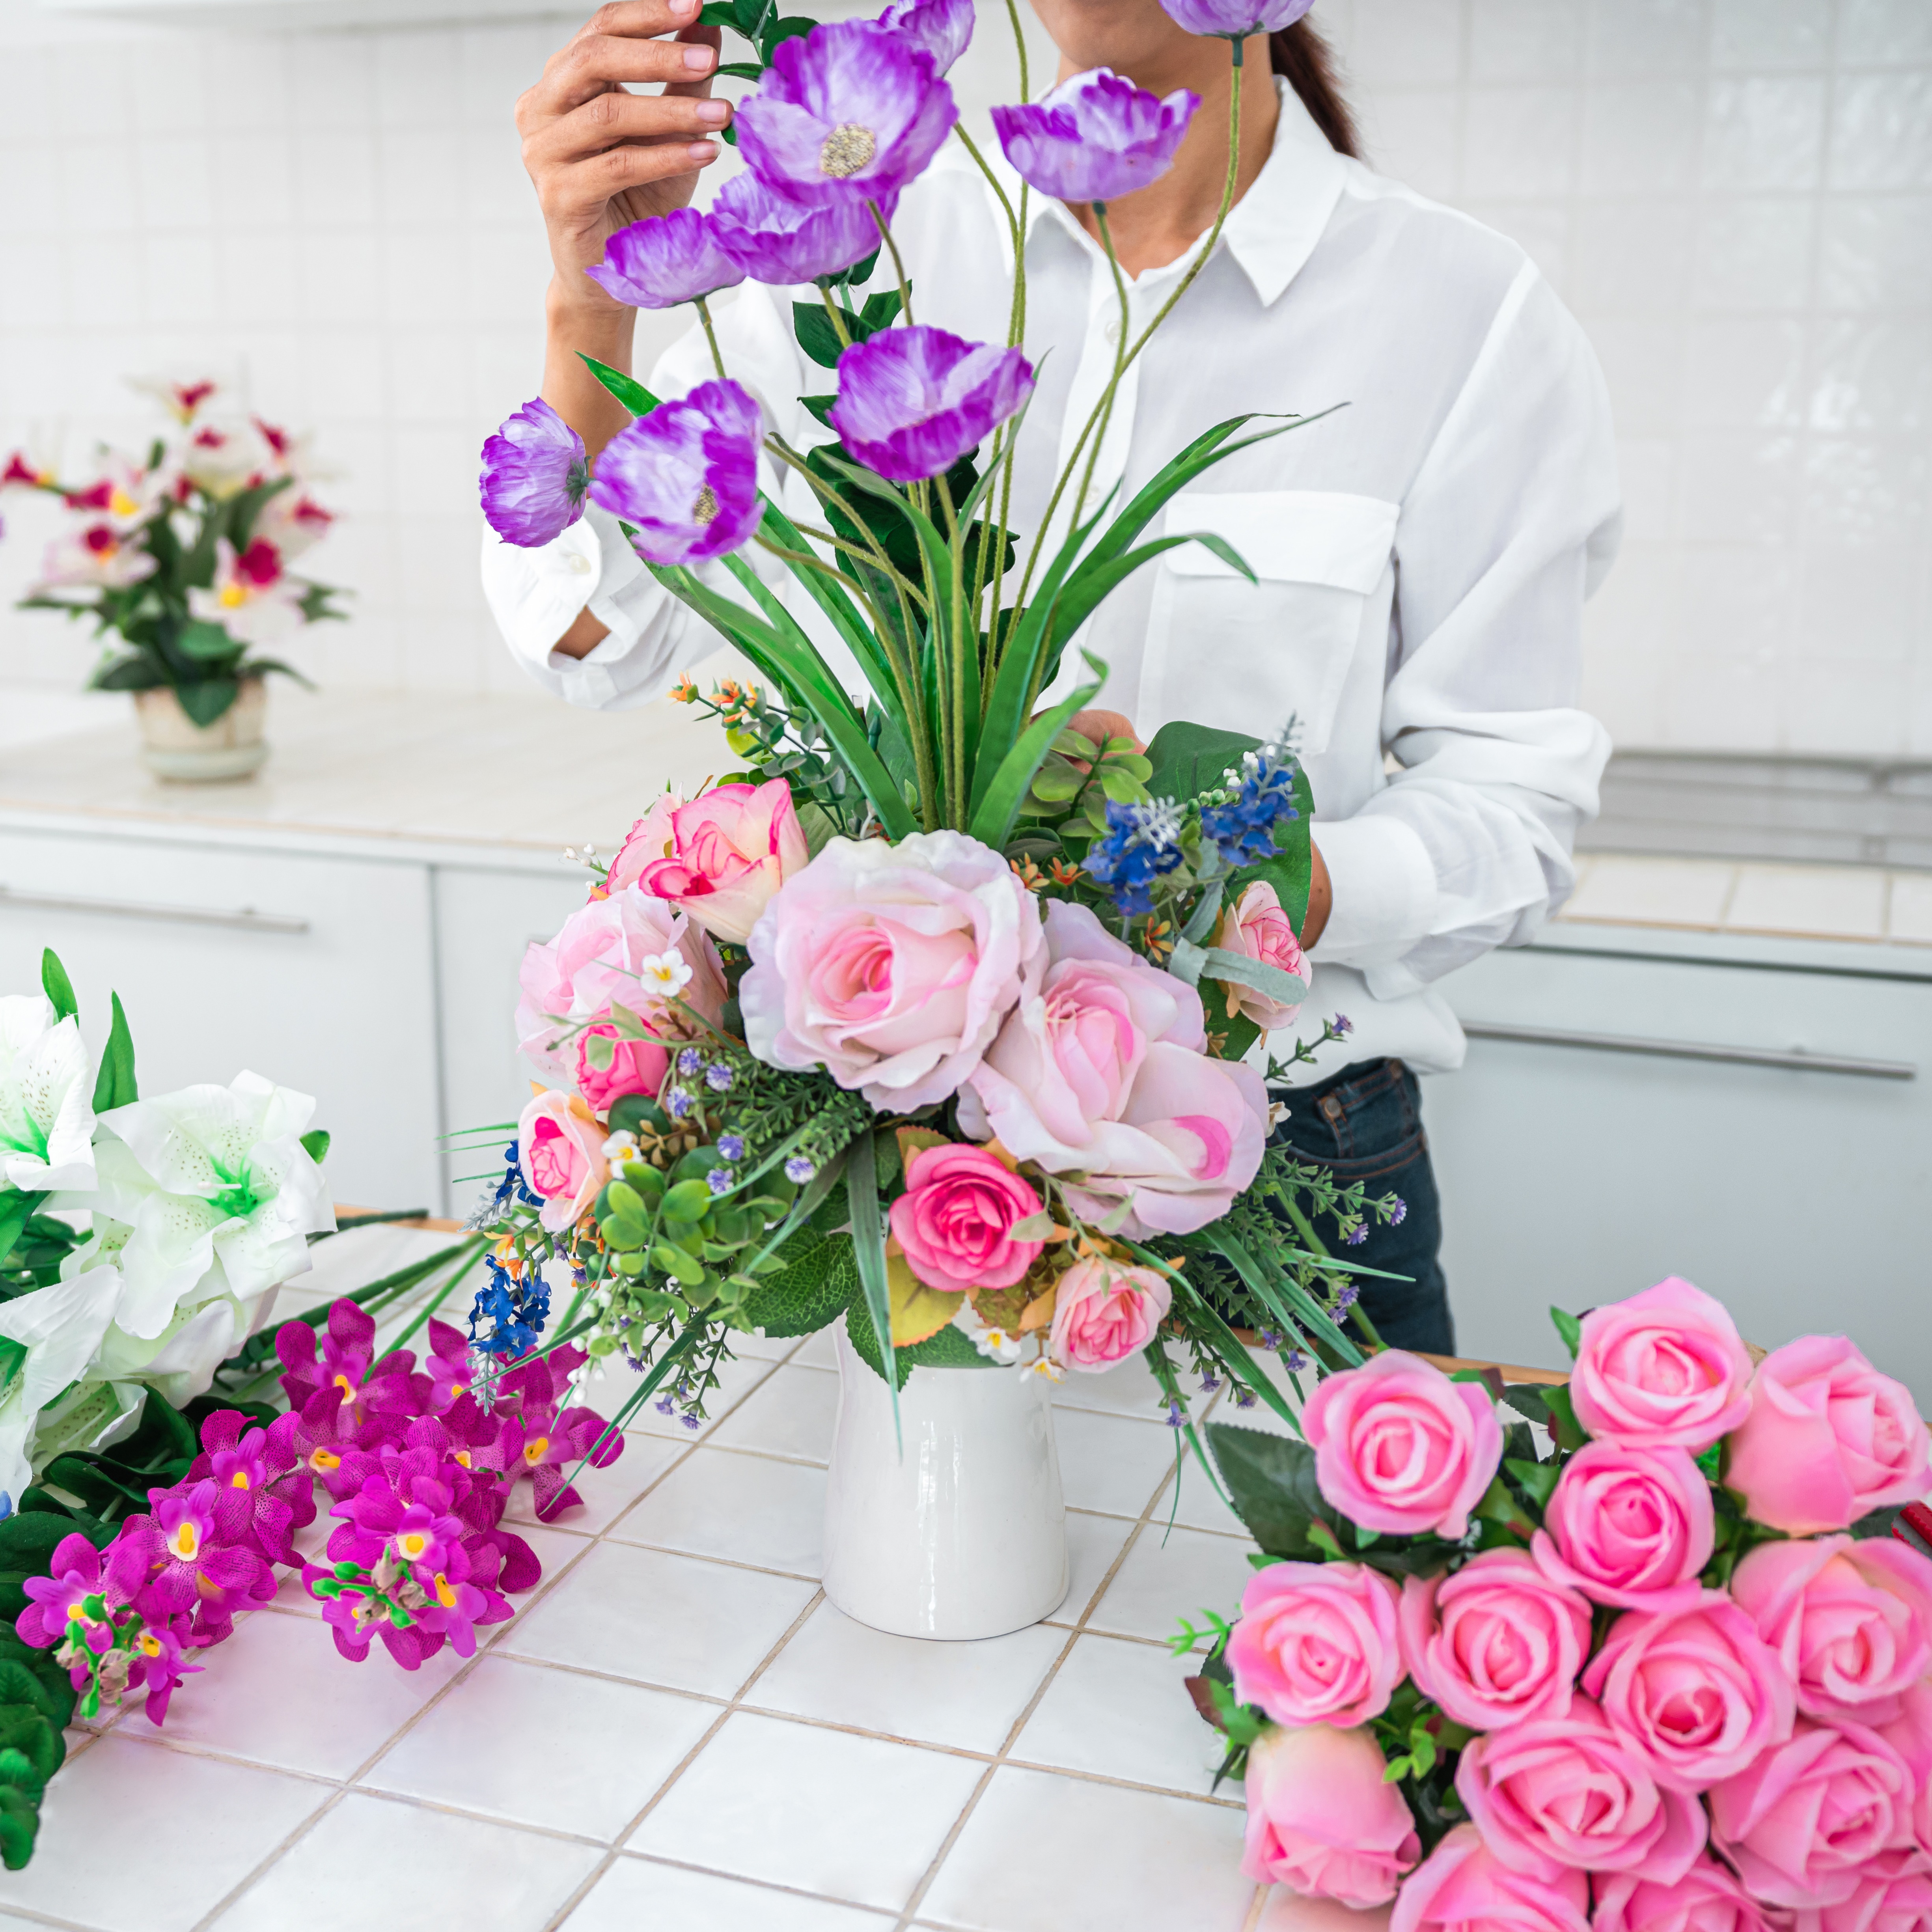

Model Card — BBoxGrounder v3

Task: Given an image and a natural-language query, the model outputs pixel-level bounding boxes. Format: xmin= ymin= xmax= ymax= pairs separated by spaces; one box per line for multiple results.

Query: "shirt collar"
xmin=959 ymin=76 xmax=1346 ymax=310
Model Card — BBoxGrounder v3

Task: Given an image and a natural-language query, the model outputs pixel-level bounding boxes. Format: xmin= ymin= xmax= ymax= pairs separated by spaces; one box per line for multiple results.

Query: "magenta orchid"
xmin=277 ymin=1302 xmax=427 ymax=1430
xmin=422 ymin=1319 xmax=477 ymax=1415
xmin=15 ymin=1533 xmax=125 ymax=1649
xmin=120 ymin=1479 xmax=277 ymax=1642
xmin=186 ymin=1408 xmax=315 ymax=1565
xmin=495 ymin=1343 xmax=625 ymax=1521
xmin=411 ymin=1540 xmax=511 ymax=1659
xmin=128 ymin=1615 xmax=201 ymax=1725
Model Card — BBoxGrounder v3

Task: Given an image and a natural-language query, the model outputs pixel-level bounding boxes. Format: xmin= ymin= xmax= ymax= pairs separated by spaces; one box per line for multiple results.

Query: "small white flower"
xmin=635 ymin=950 xmax=694 ymax=1002
xmin=601 ymin=1130 xmax=639 ymax=1160
xmin=1024 ymin=1355 xmax=1065 ymax=1383
xmin=950 ymin=1298 xmax=1024 ymax=1366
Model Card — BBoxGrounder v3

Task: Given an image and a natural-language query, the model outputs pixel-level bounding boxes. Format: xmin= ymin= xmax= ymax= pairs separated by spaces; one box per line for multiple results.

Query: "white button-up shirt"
xmin=483 ymin=81 xmax=1621 ymax=1085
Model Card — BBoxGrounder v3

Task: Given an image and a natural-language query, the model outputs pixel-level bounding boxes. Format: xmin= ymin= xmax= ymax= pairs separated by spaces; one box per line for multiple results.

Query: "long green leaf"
xmin=815 ymin=453 xmax=957 ymax=651
xmin=39 ymin=953 xmax=76 ymax=1024
xmin=844 ymin=1129 xmax=900 ymax=1450
xmin=966 ymin=654 xmax=1103 ymax=850
xmin=90 ymin=994 xmax=136 ymax=1113
xmin=0 ymin=1190 xmax=47 ymax=1268
xmin=578 ymin=354 xmax=660 ymax=418
xmin=1129 ymin=1242 xmax=1301 ymax=1434
xmin=1204 ymin=1229 xmax=1365 ymax=1370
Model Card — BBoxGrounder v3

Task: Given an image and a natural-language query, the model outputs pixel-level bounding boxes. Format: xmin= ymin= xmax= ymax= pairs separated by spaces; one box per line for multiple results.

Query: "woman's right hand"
xmin=517 ymin=0 xmax=733 ymax=315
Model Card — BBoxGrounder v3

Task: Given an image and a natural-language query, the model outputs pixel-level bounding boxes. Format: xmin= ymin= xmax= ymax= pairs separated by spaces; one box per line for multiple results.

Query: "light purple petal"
xmin=829 ymin=324 xmax=1035 ymax=484
xmin=1159 ymin=0 xmax=1313 ymax=33
xmin=876 ymin=0 xmax=973 ymax=74
xmin=712 ymin=170 xmax=892 ymax=285
xmin=992 ymin=69 xmax=1200 ymax=204
xmin=585 ymin=207 xmax=746 ymax=310
xmin=481 ymin=396 xmax=591 ymax=547
xmin=588 ymin=377 xmax=764 ymax=567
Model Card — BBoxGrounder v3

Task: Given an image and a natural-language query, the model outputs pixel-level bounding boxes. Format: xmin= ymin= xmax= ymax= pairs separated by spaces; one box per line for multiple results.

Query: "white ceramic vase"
xmin=133 ymin=675 xmax=269 ymax=781
xmin=822 ymin=1324 xmax=1069 ymax=1641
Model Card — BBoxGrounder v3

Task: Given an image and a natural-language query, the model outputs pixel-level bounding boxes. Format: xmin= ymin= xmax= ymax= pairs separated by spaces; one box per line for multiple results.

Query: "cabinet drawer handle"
xmin=0 ymin=885 xmax=310 ymax=937
xmin=1461 ymin=1020 xmax=1915 ymax=1081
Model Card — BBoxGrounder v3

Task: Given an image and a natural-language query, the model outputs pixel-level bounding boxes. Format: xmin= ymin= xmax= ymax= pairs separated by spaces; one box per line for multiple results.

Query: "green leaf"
xmin=1206 ymin=1423 xmax=1333 ymax=1557
xmin=1125 ymin=1244 xmax=1300 ymax=1434
xmin=0 ymin=1664 xmax=67 ymax=1730
xmin=175 ymin=677 xmax=239 ymax=727
xmin=0 ymin=1513 xmax=79 ymax=1570
xmin=37 ymin=953 xmax=76 ymax=1024
xmin=897 ymin=1319 xmax=990 ymax=1372
xmin=965 ymin=653 xmax=1104 ymax=851
xmin=87 ymin=653 xmax=166 ymax=692
xmin=300 ymin=1129 xmax=330 ymax=1165
xmin=799 ymin=393 xmax=838 ymax=429
xmin=90 ymin=992 xmax=137 ymax=1113
xmin=845 ymin=1131 xmax=899 ymax=1438
xmin=1541 ymin=1382 xmax=1587 ymax=1452
xmin=1145 ymin=721 xmax=1260 ymax=804
xmin=1203 ymin=1227 xmax=1365 ymax=1369
xmin=1549 ymin=1305 xmax=1583 ymax=1359
xmin=1499 ymin=1384 xmax=1552 ymax=1431
xmin=1505 ymin=1455 xmax=1560 ymax=1510
xmin=0 ymin=1783 xmax=40 ymax=1872
xmin=578 ymin=353 xmax=660 ymax=418
xmin=858 ymin=289 xmax=904 ymax=333
xmin=0 ymin=1708 xmax=60 ymax=1788
xmin=791 ymin=300 xmax=852 ymax=371
xmin=844 ymin=1281 xmax=908 ymax=1389
xmin=1850 ymin=1504 xmax=1905 ymax=1540
xmin=178 ymin=618 xmax=241 ymax=663
xmin=740 ymin=1230 xmax=861 ymax=1339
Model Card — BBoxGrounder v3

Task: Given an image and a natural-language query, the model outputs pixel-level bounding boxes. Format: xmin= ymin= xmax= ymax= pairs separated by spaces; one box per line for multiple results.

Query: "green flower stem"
xmin=937 ymin=470 xmax=970 ymax=816
xmin=1070 ymin=200 xmax=1131 ymax=531
xmin=1278 ymin=1195 xmax=1388 ymax=1352
xmin=694 ymin=294 xmax=727 ymax=380
xmin=868 ymin=199 xmax=914 ymax=326
xmin=384 ymin=1236 xmax=489 ymax=1355
xmin=816 ymin=284 xmax=853 ymax=349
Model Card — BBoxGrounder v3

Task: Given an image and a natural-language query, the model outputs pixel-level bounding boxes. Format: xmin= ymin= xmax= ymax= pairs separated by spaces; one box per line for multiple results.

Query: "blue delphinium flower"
xmin=467 ymin=1256 xmax=552 ymax=1358
xmin=1201 ymin=745 xmax=1299 ymax=868
xmin=1083 ymin=795 xmax=1185 ymax=916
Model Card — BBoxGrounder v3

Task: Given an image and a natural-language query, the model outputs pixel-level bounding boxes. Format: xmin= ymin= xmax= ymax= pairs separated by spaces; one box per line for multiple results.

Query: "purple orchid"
xmin=496 ymin=1343 xmax=625 ymax=1521
xmin=736 ymin=20 xmax=957 ymax=210
xmin=187 ymin=1408 xmax=314 ymax=1566
xmin=830 ymin=324 xmax=1035 ymax=483
xmin=479 ymin=397 xmax=590 ymax=548
xmin=1158 ymin=0 xmax=1313 ymax=34
xmin=585 ymin=207 xmax=746 ymax=310
xmin=992 ymin=69 xmax=1201 ymax=204
xmin=115 ymin=1480 xmax=276 ymax=1644
xmin=304 ymin=1556 xmax=447 ymax=1670
xmin=588 ymin=378 xmax=764 ymax=568
xmin=411 ymin=1540 xmax=511 ymax=1659
xmin=422 ymin=1319 xmax=476 ymax=1415
xmin=277 ymin=1303 xmax=426 ymax=1433
xmin=876 ymin=0 xmax=973 ymax=74
xmin=712 ymin=170 xmax=891 ymax=287
xmin=129 ymin=1616 xmax=201 ymax=1726
xmin=15 ymin=1533 xmax=123 ymax=1649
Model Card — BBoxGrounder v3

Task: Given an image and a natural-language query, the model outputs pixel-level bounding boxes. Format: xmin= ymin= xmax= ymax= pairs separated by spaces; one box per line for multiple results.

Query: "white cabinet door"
xmin=0 ymin=827 xmax=442 ymax=1215
xmin=1426 ymin=940 xmax=1932 ymax=1403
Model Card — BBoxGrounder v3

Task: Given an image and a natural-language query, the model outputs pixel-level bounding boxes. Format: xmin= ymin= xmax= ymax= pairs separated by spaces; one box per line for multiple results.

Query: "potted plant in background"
xmin=3 ymin=379 xmax=344 ymax=781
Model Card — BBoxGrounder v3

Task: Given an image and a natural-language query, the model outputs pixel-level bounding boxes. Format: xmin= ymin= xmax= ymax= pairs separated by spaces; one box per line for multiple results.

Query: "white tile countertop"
xmin=2 ymin=1228 xmax=1313 ymax=1932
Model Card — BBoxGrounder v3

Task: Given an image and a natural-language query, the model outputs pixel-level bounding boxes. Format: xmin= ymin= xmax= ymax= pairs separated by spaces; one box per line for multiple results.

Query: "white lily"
xmin=80 ymin=1070 xmax=334 ymax=1341
xmin=0 ymin=1265 xmax=122 ymax=1504
xmin=0 ymin=993 xmax=97 ymax=1192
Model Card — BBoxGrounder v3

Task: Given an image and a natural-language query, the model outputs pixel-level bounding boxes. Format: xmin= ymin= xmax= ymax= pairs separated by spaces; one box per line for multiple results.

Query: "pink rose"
xmin=1454 ymin=1695 xmax=1708 ymax=1884
xmin=1708 ymin=1716 xmax=1917 ymax=1907
xmin=1397 ymin=1547 xmax=1592 ymax=1732
xmin=1592 ymin=1856 xmax=1781 ymax=1932
xmin=1300 ymin=1350 xmax=1504 ymax=1539
xmin=1228 ymin=1560 xmax=1402 ymax=1728
xmin=1876 ymin=1677 xmax=1932 ymax=1848
xmin=1241 ymin=1722 xmax=1421 ymax=1908
xmin=1582 ymin=1591 xmax=1796 ymax=1790
xmin=516 ymin=887 xmax=726 ymax=1080
xmin=1786 ymin=1865 xmax=1932 ymax=1932
xmin=956 ymin=899 xmax=1268 ymax=1237
xmin=517 ymin=1088 xmax=608 ymax=1234
xmin=1732 ymin=1535 xmax=1932 ymax=1723
xmin=602 ymin=789 xmax=684 ymax=896
xmin=1210 ymin=879 xmax=1307 ymax=1030
xmin=1389 ymin=1825 xmax=1589 ymax=1932
xmin=572 ymin=1023 xmax=668 ymax=1113
xmin=887 ymin=1141 xmax=1043 ymax=1292
xmin=1046 ymin=1255 xmax=1171 ymax=1372
xmin=628 ymin=778 xmax=809 ymax=945
xmin=740 ymin=830 xmax=1042 ymax=1111
xmin=1725 ymin=1336 xmax=1932 ymax=1536
xmin=1530 ymin=1441 xmax=1714 ymax=1612
xmin=1569 ymin=1276 xmax=1755 ymax=1454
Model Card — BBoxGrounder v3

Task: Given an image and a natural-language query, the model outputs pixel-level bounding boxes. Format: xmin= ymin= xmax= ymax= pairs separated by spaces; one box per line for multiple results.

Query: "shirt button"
xmin=1102 ymin=316 xmax=1123 ymax=345
xmin=567 ymin=552 xmax=593 ymax=575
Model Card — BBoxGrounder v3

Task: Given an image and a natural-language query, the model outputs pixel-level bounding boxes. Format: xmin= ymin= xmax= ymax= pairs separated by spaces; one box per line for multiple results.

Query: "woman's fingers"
xmin=523 ymin=21 xmax=718 ymax=124
xmin=523 ymin=84 xmax=728 ymax=174
xmin=541 ymin=140 xmax=722 ymax=218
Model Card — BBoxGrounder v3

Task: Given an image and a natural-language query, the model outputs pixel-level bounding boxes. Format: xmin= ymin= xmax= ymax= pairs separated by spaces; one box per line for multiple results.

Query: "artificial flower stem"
xmin=1003 ymin=0 xmax=1030 ymax=102
xmin=951 ymin=123 xmax=1021 ymax=255
xmin=869 ymin=199 xmax=914 ymax=326
xmin=937 ymin=469 xmax=970 ymax=815
xmin=1278 ymin=1195 xmax=1389 ymax=1352
xmin=384 ymin=1238 xmax=489 ymax=1356
xmin=693 ymin=295 xmax=728 ymax=381
xmin=1070 ymin=201 xmax=1131 ymax=531
xmin=816 ymin=284 xmax=854 ymax=349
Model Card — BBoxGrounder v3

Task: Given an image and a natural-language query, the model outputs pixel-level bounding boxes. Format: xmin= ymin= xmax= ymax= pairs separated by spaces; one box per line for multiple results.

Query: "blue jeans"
xmin=1269 ymin=1057 xmax=1455 ymax=1356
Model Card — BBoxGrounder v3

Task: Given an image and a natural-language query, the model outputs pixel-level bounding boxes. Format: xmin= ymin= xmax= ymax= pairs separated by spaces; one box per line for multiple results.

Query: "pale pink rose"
xmin=1592 ymin=1856 xmax=1781 ymax=1932
xmin=1300 ymin=1350 xmax=1503 ymax=1539
xmin=1582 ymin=1590 xmax=1796 ymax=1790
xmin=740 ymin=831 xmax=1042 ymax=1111
xmin=516 ymin=887 xmax=726 ymax=1080
xmin=1210 ymin=880 xmax=1306 ymax=1029
xmin=1389 ymin=1825 xmax=1590 ymax=1932
xmin=1786 ymin=1863 xmax=1932 ymax=1932
xmin=1876 ymin=1677 xmax=1932 ymax=1849
xmin=629 ymin=778 xmax=810 ymax=945
xmin=1454 ymin=1695 xmax=1708 ymax=1884
xmin=571 ymin=1022 xmax=669 ymax=1113
xmin=1228 ymin=1560 xmax=1402 ymax=1728
xmin=1241 ymin=1723 xmax=1421 ymax=1908
xmin=1397 ymin=1547 xmax=1592 ymax=1732
xmin=1046 ymin=1255 xmax=1171 ymax=1372
xmin=1725 ymin=1336 xmax=1932 ymax=1536
xmin=1530 ymin=1441 xmax=1714 ymax=1612
xmin=1708 ymin=1716 xmax=1917 ymax=1908
xmin=1568 ymin=1276 xmax=1755 ymax=1454
xmin=887 ymin=1141 xmax=1043 ymax=1292
xmin=602 ymin=790 xmax=684 ymax=896
xmin=517 ymin=1088 xmax=608 ymax=1234
xmin=957 ymin=899 xmax=1268 ymax=1237
xmin=1732 ymin=1535 xmax=1932 ymax=1723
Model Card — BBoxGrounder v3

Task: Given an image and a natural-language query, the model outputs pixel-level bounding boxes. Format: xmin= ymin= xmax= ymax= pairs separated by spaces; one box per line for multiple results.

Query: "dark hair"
xmin=1270 ymin=18 xmax=1360 ymax=159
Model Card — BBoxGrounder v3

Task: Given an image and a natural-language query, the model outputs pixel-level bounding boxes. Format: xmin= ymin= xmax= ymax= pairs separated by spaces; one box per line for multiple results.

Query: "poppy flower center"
xmin=522 ymin=1435 xmax=550 ymax=1466
xmin=692 ymin=484 xmax=720 ymax=526
xmin=819 ymin=122 xmax=876 ymax=177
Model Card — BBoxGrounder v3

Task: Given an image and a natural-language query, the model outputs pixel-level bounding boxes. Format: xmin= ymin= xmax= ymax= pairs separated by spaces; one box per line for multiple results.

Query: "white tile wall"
xmin=0 ymin=0 xmax=1926 ymax=756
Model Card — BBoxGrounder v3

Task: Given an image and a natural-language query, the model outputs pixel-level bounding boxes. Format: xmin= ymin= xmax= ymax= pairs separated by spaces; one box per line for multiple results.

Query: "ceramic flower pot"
xmin=822 ymin=1323 xmax=1070 ymax=1640
xmin=133 ymin=676 xmax=269 ymax=781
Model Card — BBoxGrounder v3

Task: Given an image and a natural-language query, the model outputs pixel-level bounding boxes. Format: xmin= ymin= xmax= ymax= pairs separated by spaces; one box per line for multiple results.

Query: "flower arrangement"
xmin=1173 ymin=1277 xmax=1932 ymax=1930
xmin=473 ymin=0 xmax=1397 ymax=1431
xmin=0 ymin=949 xmax=627 ymax=1869
xmin=3 ymin=379 xmax=342 ymax=725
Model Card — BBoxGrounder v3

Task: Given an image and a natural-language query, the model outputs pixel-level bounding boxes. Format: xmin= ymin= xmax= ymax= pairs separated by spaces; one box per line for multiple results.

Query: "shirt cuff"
xmin=1310 ymin=811 xmax=1439 ymax=964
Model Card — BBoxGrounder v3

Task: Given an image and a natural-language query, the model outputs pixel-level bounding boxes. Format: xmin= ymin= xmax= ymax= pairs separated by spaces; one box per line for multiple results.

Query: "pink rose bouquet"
xmin=1174 ymin=1279 xmax=1932 ymax=1928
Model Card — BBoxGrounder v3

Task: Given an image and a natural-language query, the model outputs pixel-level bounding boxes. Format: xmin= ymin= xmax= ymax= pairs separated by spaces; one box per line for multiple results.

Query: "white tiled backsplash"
xmin=0 ymin=0 xmax=1926 ymax=754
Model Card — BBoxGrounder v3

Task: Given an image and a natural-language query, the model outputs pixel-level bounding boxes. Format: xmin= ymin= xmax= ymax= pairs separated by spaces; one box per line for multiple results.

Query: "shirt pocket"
xmin=1147 ymin=489 xmax=1399 ymax=756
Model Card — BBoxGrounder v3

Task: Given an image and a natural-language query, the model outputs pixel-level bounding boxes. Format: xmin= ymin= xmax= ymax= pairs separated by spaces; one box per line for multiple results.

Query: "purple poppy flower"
xmin=876 ymin=0 xmax=973 ymax=73
xmin=992 ymin=68 xmax=1201 ymax=204
xmin=479 ymin=397 xmax=590 ymax=548
xmin=829 ymin=324 xmax=1035 ymax=484
xmin=585 ymin=206 xmax=746 ymax=310
xmin=1159 ymin=0 xmax=1313 ymax=34
xmin=588 ymin=378 xmax=763 ymax=567
xmin=711 ymin=170 xmax=892 ymax=287
xmin=736 ymin=20 xmax=957 ymax=210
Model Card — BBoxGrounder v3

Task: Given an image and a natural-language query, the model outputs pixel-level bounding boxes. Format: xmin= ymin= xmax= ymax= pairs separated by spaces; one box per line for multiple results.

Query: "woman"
xmin=484 ymin=0 xmax=1621 ymax=1354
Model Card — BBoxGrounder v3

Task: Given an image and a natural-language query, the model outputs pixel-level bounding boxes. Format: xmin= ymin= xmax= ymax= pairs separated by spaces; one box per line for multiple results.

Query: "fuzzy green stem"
xmin=1071 ymin=201 xmax=1131 ymax=530
xmin=816 ymin=284 xmax=853 ymax=348
xmin=694 ymin=295 xmax=727 ymax=380
xmin=869 ymin=200 xmax=913 ymax=325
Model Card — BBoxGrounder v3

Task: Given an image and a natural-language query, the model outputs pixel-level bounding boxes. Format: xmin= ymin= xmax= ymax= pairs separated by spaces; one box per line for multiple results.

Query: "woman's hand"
xmin=517 ymin=0 xmax=731 ymax=318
